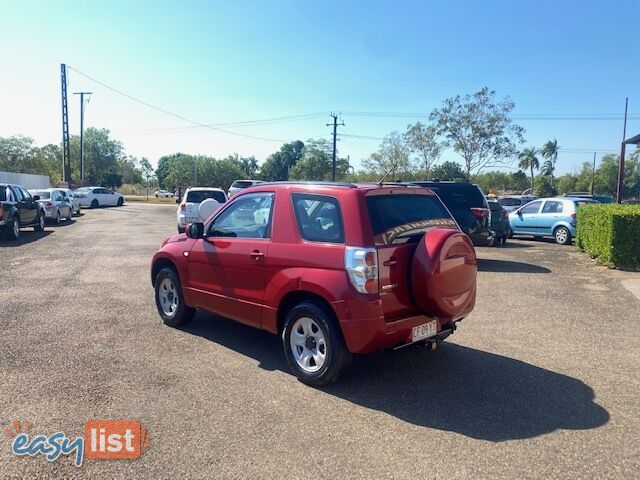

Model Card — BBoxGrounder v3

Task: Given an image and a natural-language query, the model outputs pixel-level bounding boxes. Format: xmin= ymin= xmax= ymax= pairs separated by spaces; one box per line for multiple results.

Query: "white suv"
xmin=177 ymin=187 xmax=227 ymax=233
xmin=227 ymin=180 xmax=263 ymax=199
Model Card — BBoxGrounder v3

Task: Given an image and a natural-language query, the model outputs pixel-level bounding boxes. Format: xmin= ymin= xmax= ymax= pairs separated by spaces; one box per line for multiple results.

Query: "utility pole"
xmin=73 ymin=92 xmax=92 ymax=181
xmin=590 ymin=152 xmax=596 ymax=195
xmin=60 ymin=64 xmax=71 ymax=184
xmin=327 ymin=113 xmax=344 ymax=181
xmin=616 ymin=97 xmax=629 ymax=203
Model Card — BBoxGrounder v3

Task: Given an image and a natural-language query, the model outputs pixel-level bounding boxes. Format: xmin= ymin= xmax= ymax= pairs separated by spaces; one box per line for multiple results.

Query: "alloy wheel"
xmin=158 ymin=277 xmax=179 ymax=317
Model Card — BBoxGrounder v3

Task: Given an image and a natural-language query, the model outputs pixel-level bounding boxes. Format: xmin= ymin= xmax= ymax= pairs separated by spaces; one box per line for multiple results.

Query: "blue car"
xmin=508 ymin=197 xmax=598 ymax=245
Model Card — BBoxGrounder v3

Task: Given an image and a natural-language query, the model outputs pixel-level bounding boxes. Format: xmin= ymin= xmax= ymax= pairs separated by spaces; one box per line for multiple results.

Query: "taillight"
xmin=571 ymin=213 xmax=576 ymax=220
xmin=345 ymin=247 xmax=378 ymax=294
xmin=180 ymin=203 xmax=186 ymax=211
xmin=0 ymin=204 xmax=3 ymax=217
xmin=45 ymin=202 xmax=53 ymax=209
xmin=470 ymin=208 xmax=489 ymax=218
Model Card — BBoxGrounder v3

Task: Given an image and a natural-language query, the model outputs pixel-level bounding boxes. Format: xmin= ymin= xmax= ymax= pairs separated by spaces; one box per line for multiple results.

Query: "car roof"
xmin=186 ymin=187 xmax=225 ymax=192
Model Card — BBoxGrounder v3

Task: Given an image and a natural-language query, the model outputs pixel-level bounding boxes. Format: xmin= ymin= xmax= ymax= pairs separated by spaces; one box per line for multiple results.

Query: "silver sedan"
xmin=30 ymin=189 xmax=73 ymax=224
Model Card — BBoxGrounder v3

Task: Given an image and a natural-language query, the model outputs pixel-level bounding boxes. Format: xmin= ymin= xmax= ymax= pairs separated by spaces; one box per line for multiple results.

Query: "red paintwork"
xmin=151 ymin=184 xmax=477 ymax=354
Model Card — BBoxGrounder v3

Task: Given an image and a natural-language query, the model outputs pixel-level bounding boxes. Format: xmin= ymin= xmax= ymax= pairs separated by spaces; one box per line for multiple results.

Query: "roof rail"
xmin=257 ymin=181 xmax=357 ymax=188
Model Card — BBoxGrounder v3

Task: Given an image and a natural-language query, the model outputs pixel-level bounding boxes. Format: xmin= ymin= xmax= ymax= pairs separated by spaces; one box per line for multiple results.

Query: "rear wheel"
xmin=67 ymin=208 xmax=73 ymax=221
xmin=91 ymin=199 xmax=99 ymax=208
xmin=6 ymin=215 xmax=20 ymax=240
xmin=554 ymin=226 xmax=571 ymax=245
xmin=154 ymin=267 xmax=195 ymax=327
xmin=34 ymin=212 xmax=45 ymax=232
xmin=282 ymin=302 xmax=351 ymax=386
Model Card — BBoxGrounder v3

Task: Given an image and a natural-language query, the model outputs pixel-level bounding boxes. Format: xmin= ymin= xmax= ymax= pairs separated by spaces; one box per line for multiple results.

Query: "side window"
xmin=542 ymin=201 xmax=564 ymax=214
xmin=6 ymin=186 xmax=15 ymax=201
xmin=292 ymin=193 xmax=344 ymax=243
xmin=209 ymin=193 xmax=274 ymax=239
xmin=19 ymin=187 xmax=32 ymax=201
xmin=521 ymin=201 xmax=542 ymax=214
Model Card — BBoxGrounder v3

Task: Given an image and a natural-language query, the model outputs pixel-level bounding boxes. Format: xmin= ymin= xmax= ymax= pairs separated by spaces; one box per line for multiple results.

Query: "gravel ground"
xmin=0 ymin=203 xmax=638 ymax=479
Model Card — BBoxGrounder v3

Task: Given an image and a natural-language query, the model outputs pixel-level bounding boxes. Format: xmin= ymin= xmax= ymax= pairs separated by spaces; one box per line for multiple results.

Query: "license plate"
xmin=186 ymin=216 xmax=199 ymax=223
xmin=412 ymin=321 xmax=437 ymax=342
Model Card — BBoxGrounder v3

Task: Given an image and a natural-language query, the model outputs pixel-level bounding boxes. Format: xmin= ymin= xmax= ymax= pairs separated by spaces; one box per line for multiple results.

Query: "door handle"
xmin=249 ymin=250 xmax=264 ymax=259
xmin=383 ymin=258 xmax=398 ymax=267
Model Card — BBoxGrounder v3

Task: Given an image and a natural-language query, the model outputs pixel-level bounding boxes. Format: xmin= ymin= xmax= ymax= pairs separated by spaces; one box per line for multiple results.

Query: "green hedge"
xmin=576 ymin=204 xmax=640 ymax=269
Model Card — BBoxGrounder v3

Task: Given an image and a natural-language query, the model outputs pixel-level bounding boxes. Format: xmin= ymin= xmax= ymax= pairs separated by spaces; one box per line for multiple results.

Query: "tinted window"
xmin=521 ymin=201 xmax=542 ymax=214
xmin=19 ymin=187 xmax=32 ymax=201
xmin=292 ymin=194 xmax=344 ymax=243
xmin=542 ymin=201 xmax=564 ymax=213
xmin=33 ymin=191 xmax=51 ymax=199
xmin=187 ymin=190 xmax=226 ymax=203
xmin=498 ymin=197 xmax=521 ymax=207
xmin=209 ymin=193 xmax=273 ymax=239
xmin=231 ymin=181 xmax=253 ymax=188
xmin=422 ymin=184 xmax=486 ymax=209
xmin=488 ymin=202 xmax=502 ymax=213
xmin=0 ymin=185 xmax=7 ymax=201
xmin=366 ymin=194 xmax=456 ymax=245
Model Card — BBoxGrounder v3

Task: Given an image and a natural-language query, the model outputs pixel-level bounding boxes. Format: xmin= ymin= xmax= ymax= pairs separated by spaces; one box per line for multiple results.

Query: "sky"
xmin=1 ymin=0 xmax=639 ymax=175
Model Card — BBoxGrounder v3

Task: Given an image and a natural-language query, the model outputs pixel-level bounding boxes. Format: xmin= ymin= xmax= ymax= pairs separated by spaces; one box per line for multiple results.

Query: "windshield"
xmin=498 ymin=198 xmax=522 ymax=207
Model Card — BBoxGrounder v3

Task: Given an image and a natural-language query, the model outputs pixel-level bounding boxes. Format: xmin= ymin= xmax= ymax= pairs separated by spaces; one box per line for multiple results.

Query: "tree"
xmin=259 ymin=140 xmax=305 ymax=181
xmin=518 ymin=148 xmax=540 ymax=194
xmin=140 ymin=157 xmax=154 ymax=200
xmin=430 ymin=87 xmax=525 ymax=178
xmin=362 ymin=132 xmax=415 ymax=180
xmin=78 ymin=128 xmax=125 ymax=185
xmin=430 ymin=161 xmax=466 ymax=181
xmin=289 ymin=138 xmax=350 ymax=181
xmin=404 ymin=122 xmax=445 ymax=180
xmin=540 ymin=139 xmax=559 ymax=186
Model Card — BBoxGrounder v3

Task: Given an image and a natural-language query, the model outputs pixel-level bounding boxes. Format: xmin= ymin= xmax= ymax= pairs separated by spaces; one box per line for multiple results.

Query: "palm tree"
xmin=541 ymin=139 xmax=559 ymax=186
xmin=518 ymin=147 xmax=540 ymax=194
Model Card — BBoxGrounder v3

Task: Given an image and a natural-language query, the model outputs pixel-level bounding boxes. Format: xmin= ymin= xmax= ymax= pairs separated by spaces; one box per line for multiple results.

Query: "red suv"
xmin=151 ymin=182 xmax=477 ymax=385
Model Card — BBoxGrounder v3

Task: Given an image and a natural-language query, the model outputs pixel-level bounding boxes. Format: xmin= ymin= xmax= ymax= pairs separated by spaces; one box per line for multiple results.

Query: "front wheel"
xmin=282 ymin=302 xmax=352 ymax=386
xmin=554 ymin=226 xmax=571 ymax=245
xmin=55 ymin=210 xmax=61 ymax=225
xmin=91 ymin=199 xmax=99 ymax=208
xmin=67 ymin=208 xmax=73 ymax=221
xmin=154 ymin=267 xmax=195 ymax=327
xmin=117 ymin=197 xmax=124 ymax=207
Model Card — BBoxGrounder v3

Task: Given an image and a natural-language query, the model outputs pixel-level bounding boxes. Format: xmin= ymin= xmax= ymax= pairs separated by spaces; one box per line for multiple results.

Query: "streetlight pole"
xmin=73 ymin=92 xmax=92 ymax=181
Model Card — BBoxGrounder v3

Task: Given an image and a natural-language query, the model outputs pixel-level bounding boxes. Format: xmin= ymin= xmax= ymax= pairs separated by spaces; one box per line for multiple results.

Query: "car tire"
xmin=154 ymin=267 xmax=195 ymax=327
xmin=117 ymin=197 xmax=124 ymax=207
xmin=91 ymin=199 xmax=99 ymax=208
xmin=554 ymin=226 xmax=571 ymax=245
xmin=282 ymin=302 xmax=352 ymax=386
xmin=34 ymin=211 xmax=45 ymax=232
xmin=177 ymin=226 xmax=185 ymax=234
xmin=6 ymin=215 xmax=20 ymax=240
xmin=55 ymin=210 xmax=61 ymax=225
xmin=67 ymin=208 xmax=73 ymax=221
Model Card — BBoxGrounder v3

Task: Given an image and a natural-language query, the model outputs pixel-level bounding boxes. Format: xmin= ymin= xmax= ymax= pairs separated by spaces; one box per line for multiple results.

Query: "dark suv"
xmin=0 ymin=183 xmax=46 ymax=240
xmin=151 ymin=182 xmax=477 ymax=385
xmin=409 ymin=181 xmax=494 ymax=246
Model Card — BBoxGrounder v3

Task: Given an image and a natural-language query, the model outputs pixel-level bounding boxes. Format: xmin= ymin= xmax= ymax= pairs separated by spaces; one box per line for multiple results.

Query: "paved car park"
xmin=1 ymin=203 xmax=639 ymax=479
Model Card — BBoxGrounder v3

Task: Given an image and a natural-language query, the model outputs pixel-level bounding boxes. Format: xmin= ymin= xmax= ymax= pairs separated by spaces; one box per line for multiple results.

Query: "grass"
xmin=124 ymin=195 xmax=178 ymax=204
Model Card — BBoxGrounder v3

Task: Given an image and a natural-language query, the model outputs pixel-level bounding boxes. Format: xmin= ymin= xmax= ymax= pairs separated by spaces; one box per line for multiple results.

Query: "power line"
xmin=340 ymin=111 xmax=639 ymax=120
xmin=67 ymin=66 xmax=288 ymax=143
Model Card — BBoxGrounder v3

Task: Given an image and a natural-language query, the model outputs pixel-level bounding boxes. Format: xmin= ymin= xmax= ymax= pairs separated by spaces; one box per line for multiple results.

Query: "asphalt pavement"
xmin=0 ymin=203 xmax=638 ymax=479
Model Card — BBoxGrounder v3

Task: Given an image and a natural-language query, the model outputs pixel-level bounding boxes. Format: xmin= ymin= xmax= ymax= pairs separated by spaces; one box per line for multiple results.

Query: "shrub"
xmin=576 ymin=204 xmax=640 ymax=269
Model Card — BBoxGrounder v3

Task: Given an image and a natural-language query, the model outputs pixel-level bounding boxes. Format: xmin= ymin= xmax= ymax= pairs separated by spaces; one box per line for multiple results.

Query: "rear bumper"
xmin=332 ymin=299 xmax=466 ymax=354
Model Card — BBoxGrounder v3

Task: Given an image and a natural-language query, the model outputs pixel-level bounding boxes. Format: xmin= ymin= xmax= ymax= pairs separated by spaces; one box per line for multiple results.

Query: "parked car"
xmin=29 ymin=189 xmax=73 ymax=224
xmin=563 ymin=193 xmax=614 ymax=204
xmin=176 ymin=187 xmax=227 ymax=233
xmin=0 ymin=183 xmax=46 ymax=240
xmin=409 ymin=181 xmax=494 ymax=246
xmin=622 ymin=199 xmax=640 ymax=205
xmin=154 ymin=190 xmax=174 ymax=198
xmin=74 ymin=187 xmax=125 ymax=208
xmin=152 ymin=181 xmax=477 ymax=385
xmin=497 ymin=195 xmax=537 ymax=213
xmin=227 ymin=179 xmax=264 ymax=198
xmin=509 ymin=197 xmax=598 ymax=245
xmin=487 ymin=200 xmax=510 ymax=246
xmin=61 ymin=188 xmax=82 ymax=216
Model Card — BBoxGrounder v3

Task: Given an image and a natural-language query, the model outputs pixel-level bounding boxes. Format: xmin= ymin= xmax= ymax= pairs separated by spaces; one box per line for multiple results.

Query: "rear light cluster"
xmin=570 ymin=213 xmax=576 ymax=220
xmin=345 ymin=247 xmax=378 ymax=294
xmin=470 ymin=208 xmax=489 ymax=218
xmin=0 ymin=204 xmax=3 ymax=217
xmin=180 ymin=203 xmax=186 ymax=211
xmin=44 ymin=202 xmax=54 ymax=210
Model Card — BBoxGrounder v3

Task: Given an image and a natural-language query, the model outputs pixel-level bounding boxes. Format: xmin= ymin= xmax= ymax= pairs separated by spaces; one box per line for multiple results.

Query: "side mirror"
xmin=33 ymin=195 xmax=40 ymax=201
xmin=185 ymin=222 xmax=204 ymax=238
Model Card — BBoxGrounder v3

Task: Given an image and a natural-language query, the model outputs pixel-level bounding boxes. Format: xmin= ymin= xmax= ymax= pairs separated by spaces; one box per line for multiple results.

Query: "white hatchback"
xmin=177 ymin=187 xmax=227 ymax=233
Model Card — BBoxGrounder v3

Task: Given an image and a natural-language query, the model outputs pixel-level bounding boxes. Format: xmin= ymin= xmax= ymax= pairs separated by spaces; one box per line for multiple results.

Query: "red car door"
xmin=186 ymin=192 xmax=274 ymax=328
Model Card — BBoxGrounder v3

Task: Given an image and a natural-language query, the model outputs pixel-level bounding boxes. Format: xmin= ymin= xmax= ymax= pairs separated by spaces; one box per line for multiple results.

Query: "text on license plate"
xmin=186 ymin=217 xmax=199 ymax=223
xmin=411 ymin=321 xmax=437 ymax=342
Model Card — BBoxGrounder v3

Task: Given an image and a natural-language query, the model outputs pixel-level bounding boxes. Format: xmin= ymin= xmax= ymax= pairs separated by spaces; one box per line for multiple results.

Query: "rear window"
xmin=186 ymin=190 xmax=226 ymax=203
xmin=33 ymin=191 xmax=51 ymax=199
xmin=426 ymin=184 xmax=486 ymax=209
xmin=488 ymin=202 xmax=503 ymax=212
xmin=231 ymin=181 xmax=253 ymax=188
xmin=366 ymin=194 xmax=456 ymax=245
xmin=498 ymin=197 xmax=521 ymax=207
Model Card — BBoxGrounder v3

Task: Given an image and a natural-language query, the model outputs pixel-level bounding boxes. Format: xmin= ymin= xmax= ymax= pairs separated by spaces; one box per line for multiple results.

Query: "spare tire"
xmin=411 ymin=228 xmax=477 ymax=320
